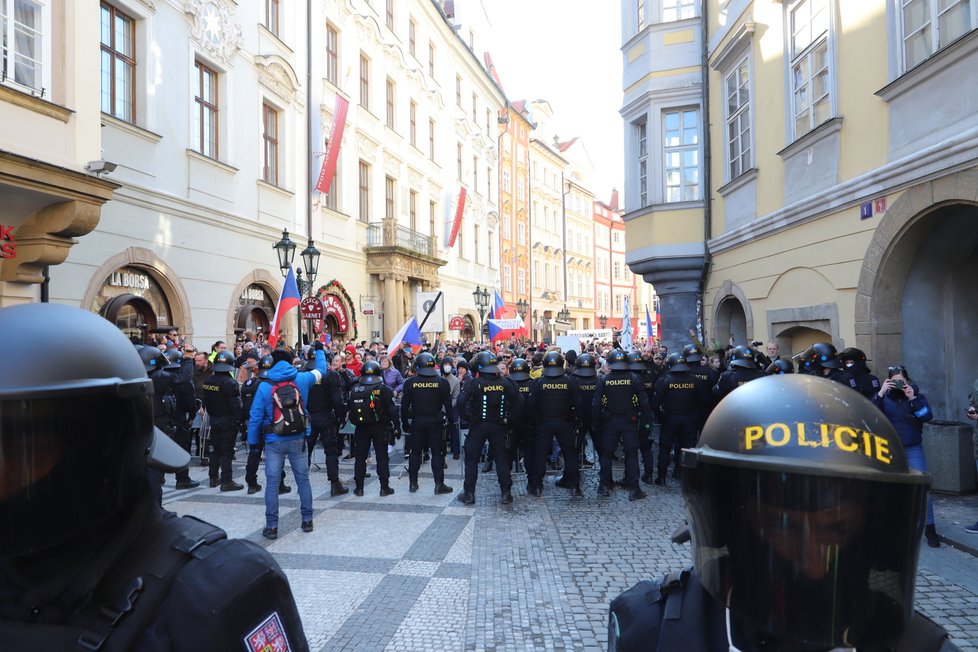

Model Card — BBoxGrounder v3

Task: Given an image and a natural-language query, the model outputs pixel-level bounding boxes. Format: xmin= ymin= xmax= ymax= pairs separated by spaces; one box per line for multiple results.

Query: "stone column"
xmin=382 ymin=275 xmax=398 ymax=342
xmin=628 ymin=252 xmax=706 ymax=352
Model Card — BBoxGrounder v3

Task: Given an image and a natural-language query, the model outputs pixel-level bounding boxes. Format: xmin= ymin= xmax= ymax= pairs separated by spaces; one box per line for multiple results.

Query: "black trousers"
xmin=464 ymin=422 xmax=510 ymax=494
xmin=637 ymin=418 xmax=655 ymax=477
xmin=408 ymin=421 xmax=446 ymax=485
xmin=510 ymin=423 xmax=532 ymax=471
xmin=531 ymin=419 xmax=579 ymax=488
xmin=157 ymin=421 xmax=191 ymax=482
xmin=354 ymin=424 xmax=390 ymax=487
xmin=208 ymin=422 xmax=236 ymax=483
xmin=600 ymin=420 xmax=640 ymax=489
xmin=658 ymin=415 xmax=698 ymax=479
xmin=308 ymin=412 xmax=342 ymax=482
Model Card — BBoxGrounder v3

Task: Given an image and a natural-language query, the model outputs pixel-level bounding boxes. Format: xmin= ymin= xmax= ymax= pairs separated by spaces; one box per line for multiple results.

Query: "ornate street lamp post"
xmin=473 ymin=285 xmax=490 ymax=344
xmin=599 ymin=314 xmax=608 ymax=330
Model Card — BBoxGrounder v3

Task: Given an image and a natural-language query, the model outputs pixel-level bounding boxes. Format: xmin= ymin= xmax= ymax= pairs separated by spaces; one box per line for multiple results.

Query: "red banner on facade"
xmin=315 ymin=95 xmax=350 ymax=194
xmin=447 ymin=188 xmax=467 ymax=248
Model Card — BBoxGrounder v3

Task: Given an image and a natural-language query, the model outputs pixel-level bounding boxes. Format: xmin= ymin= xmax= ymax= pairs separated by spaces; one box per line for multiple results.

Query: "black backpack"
xmin=270 ymin=381 xmax=308 ymax=435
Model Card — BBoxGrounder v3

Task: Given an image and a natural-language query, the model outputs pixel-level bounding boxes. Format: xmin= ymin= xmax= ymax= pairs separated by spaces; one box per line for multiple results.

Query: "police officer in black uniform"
xmin=347 ymin=360 xmax=397 ymax=497
xmin=528 ymin=352 xmax=581 ymax=497
xmin=458 ymin=351 xmax=520 ymax=505
xmin=400 ymin=352 xmax=455 ymax=495
xmin=628 ymin=351 xmax=657 ymax=485
xmin=839 ymin=346 xmax=881 ymax=399
xmin=593 ymin=349 xmax=653 ymax=501
xmin=305 ymin=353 xmax=349 ymax=497
xmin=765 ymin=358 xmax=795 ymax=375
xmin=202 ymin=350 xmax=244 ymax=491
xmin=164 ymin=347 xmax=199 ymax=487
xmin=652 ymin=352 xmax=708 ymax=485
xmin=508 ymin=358 xmax=533 ymax=476
xmin=805 ymin=342 xmax=860 ymax=392
xmin=609 ymin=375 xmax=960 ymax=652
xmin=0 ymin=304 xmax=309 ymax=650
xmin=712 ymin=345 xmax=766 ymax=401
xmin=573 ymin=353 xmax=600 ymax=469
xmin=683 ymin=343 xmax=717 ymax=418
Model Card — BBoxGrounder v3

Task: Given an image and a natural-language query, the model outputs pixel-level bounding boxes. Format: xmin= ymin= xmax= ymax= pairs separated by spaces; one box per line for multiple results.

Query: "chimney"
xmin=609 ymin=188 xmax=619 ymax=211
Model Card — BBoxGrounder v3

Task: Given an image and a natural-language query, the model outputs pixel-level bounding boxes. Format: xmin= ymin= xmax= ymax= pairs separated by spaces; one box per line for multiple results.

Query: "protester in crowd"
xmin=379 ymin=354 xmax=404 ymax=396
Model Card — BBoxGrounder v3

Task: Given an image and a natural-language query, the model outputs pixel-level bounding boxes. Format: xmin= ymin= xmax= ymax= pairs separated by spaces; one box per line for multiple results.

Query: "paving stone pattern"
xmin=164 ymin=445 xmax=978 ymax=651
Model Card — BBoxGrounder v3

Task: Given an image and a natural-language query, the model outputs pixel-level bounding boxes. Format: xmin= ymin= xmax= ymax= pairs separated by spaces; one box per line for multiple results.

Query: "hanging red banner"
xmin=447 ymin=188 xmax=467 ymax=248
xmin=315 ymin=95 xmax=350 ymax=194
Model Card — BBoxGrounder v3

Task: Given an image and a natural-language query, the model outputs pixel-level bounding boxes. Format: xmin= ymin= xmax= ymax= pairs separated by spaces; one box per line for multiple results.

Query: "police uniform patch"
xmin=244 ymin=611 xmax=292 ymax=652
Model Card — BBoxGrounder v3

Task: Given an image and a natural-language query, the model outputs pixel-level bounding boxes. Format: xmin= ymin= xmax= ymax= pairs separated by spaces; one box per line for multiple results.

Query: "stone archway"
xmin=855 ymin=169 xmax=978 ymax=419
xmin=81 ymin=247 xmax=194 ymax=341
xmin=710 ymin=280 xmax=753 ymax=346
xmin=227 ymin=269 xmax=280 ymax=344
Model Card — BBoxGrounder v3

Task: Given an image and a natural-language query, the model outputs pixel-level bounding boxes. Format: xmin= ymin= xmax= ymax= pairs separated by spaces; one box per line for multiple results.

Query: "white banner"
xmin=416 ymin=291 xmax=444 ymax=332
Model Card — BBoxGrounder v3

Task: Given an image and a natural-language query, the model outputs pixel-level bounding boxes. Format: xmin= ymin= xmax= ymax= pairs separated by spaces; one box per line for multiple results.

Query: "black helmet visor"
xmin=681 ymin=461 xmax=927 ymax=649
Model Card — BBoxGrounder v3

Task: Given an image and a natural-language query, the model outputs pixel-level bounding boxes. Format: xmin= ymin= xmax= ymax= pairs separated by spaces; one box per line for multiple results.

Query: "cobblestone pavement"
xmin=163 ymin=444 xmax=978 ymax=651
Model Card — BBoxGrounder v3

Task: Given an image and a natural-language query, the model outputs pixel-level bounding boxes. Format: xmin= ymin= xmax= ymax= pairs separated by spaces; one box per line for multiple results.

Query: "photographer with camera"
xmin=872 ymin=364 xmax=941 ymax=547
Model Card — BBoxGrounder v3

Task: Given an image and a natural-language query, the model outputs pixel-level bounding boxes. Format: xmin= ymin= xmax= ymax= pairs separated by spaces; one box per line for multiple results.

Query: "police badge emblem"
xmin=244 ymin=611 xmax=292 ymax=652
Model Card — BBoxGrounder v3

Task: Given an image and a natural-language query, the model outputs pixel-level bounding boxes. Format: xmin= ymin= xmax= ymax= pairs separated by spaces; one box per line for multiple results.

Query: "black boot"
xmin=597 ymin=484 xmax=611 ymax=497
xmin=434 ymin=483 xmax=453 ymax=495
xmin=458 ymin=491 xmax=476 ymax=505
xmin=380 ymin=484 xmax=395 ymax=497
xmin=482 ymin=459 xmax=494 ymax=473
xmin=409 ymin=481 xmax=419 ymax=493
xmin=354 ymin=484 xmax=364 ymax=497
xmin=925 ymin=524 xmax=940 ymax=548
xmin=330 ymin=481 xmax=349 ymax=497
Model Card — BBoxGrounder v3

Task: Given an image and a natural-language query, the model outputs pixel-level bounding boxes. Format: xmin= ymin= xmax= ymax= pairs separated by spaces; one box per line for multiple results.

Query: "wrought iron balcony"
xmin=365 ymin=218 xmax=436 ymax=258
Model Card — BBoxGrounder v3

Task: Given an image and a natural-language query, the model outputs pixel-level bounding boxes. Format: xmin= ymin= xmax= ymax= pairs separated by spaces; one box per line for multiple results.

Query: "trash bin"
xmin=922 ymin=421 xmax=977 ymax=494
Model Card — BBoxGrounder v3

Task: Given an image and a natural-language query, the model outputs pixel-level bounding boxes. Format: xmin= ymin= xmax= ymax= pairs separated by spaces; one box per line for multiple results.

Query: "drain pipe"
xmin=697 ymin=0 xmax=713 ymax=336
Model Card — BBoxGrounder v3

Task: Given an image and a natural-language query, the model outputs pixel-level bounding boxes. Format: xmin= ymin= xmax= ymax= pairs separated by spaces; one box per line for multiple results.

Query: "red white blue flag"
xmin=388 ymin=317 xmax=425 ymax=355
xmin=489 ymin=289 xmax=505 ymax=320
xmin=269 ymin=267 xmax=301 ymax=349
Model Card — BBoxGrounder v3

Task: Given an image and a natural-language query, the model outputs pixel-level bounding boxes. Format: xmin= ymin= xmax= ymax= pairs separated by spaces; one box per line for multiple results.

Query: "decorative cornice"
xmin=355 ymin=130 xmax=382 ymax=162
xmin=255 ymin=54 xmax=303 ymax=108
xmin=383 ymin=151 xmax=403 ymax=177
xmin=184 ymin=0 xmax=242 ymax=66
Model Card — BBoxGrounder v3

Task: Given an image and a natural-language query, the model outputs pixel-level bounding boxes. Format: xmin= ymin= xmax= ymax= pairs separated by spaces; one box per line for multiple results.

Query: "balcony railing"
xmin=365 ymin=218 xmax=435 ymax=257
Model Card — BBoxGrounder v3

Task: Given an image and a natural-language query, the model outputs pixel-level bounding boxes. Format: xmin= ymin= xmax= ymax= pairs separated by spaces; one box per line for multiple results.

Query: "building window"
xmin=663 ymin=0 xmax=696 ymax=22
xmin=264 ymin=0 xmax=279 ymax=36
xmin=323 ymin=138 xmax=338 ymax=210
xmin=517 ymin=222 xmax=526 ymax=246
xmin=100 ymin=2 xmax=135 ymax=121
xmin=429 ymin=200 xmax=436 ymax=237
xmin=428 ymin=118 xmax=435 ymax=161
xmin=725 ymin=57 xmax=751 ymax=179
xmin=486 ymin=108 xmax=491 ymax=134
xmin=504 ymin=265 xmax=512 ymax=291
xmin=385 ymin=0 xmax=394 ymax=31
xmin=471 ymin=92 xmax=478 ymax=123
xmin=409 ymin=190 xmax=417 ymax=231
xmin=518 ymin=268 xmax=526 ymax=295
xmin=408 ymin=18 xmax=416 ymax=56
xmin=457 ymin=142 xmax=463 ymax=181
xmin=262 ymin=103 xmax=279 ymax=185
xmin=326 ymin=24 xmax=338 ymax=85
xmin=385 ymin=176 xmax=395 ymax=220
xmin=472 ymin=156 xmax=478 ymax=190
xmin=502 ymin=215 xmax=511 ymax=239
xmin=428 ymin=40 xmax=435 ymax=78
xmin=487 ymin=166 xmax=492 ymax=198
xmin=902 ymin=0 xmax=976 ymax=69
xmin=517 ymin=178 xmax=525 ymax=200
xmin=4 ymin=0 xmax=44 ymax=91
xmin=358 ymin=160 xmax=370 ymax=222
xmin=788 ymin=0 xmax=830 ymax=139
xmin=385 ymin=77 xmax=395 ymax=129
xmin=193 ymin=60 xmax=218 ymax=158
xmin=455 ymin=75 xmax=461 ymax=107
xmin=637 ymin=0 xmax=646 ymax=30
xmin=409 ymin=100 xmax=417 ymax=146
xmin=637 ymin=120 xmax=648 ymax=205
xmin=663 ymin=108 xmax=700 ymax=202
xmin=614 ymin=260 xmax=621 ymax=280
xmin=502 ymin=170 xmax=511 ymax=192
xmin=359 ymin=53 xmax=369 ymax=110
xmin=474 ymin=224 xmax=481 ymax=264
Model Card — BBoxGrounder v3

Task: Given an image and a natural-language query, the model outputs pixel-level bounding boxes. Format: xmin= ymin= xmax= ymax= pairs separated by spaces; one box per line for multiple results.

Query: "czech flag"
xmin=389 ymin=317 xmax=425 ymax=356
xmin=269 ymin=267 xmax=301 ymax=349
xmin=489 ymin=289 xmax=505 ymax=320
xmin=488 ymin=315 xmax=526 ymax=342
xmin=646 ymin=305 xmax=655 ymax=346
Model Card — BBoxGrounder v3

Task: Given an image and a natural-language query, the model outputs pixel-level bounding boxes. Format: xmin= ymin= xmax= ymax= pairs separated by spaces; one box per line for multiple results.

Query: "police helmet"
xmin=765 ymin=358 xmax=794 ymax=375
xmin=839 ymin=346 xmax=870 ymax=372
xmin=164 ymin=348 xmax=183 ymax=370
xmin=626 ymin=351 xmax=645 ymax=372
xmin=810 ymin=342 xmax=843 ymax=370
xmin=212 ymin=350 xmax=236 ymax=373
xmin=0 ymin=304 xmax=190 ymax=559
xmin=360 ymin=360 xmax=383 ymax=385
xmin=664 ymin=352 xmax=690 ymax=372
xmin=509 ymin=358 xmax=531 ymax=381
xmin=472 ymin=351 xmax=500 ymax=375
xmin=258 ymin=354 xmax=275 ymax=379
xmin=137 ymin=345 xmax=168 ymax=374
xmin=542 ymin=351 xmax=566 ymax=377
xmin=682 ymin=344 xmax=703 ymax=363
xmin=728 ymin=345 xmax=758 ymax=369
xmin=606 ymin=349 xmax=630 ymax=371
xmin=574 ymin=353 xmax=597 ymax=378
xmin=413 ymin=352 xmax=438 ymax=377
xmin=681 ymin=375 xmax=929 ymax=649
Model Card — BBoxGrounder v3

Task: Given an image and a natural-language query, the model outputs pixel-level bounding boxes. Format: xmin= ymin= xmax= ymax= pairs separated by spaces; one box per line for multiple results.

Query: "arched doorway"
xmin=92 ymin=266 xmax=174 ymax=343
xmin=773 ymin=325 xmax=831 ymax=360
xmin=100 ymin=294 xmax=158 ymax=342
xmin=714 ymin=296 xmax=748 ymax=347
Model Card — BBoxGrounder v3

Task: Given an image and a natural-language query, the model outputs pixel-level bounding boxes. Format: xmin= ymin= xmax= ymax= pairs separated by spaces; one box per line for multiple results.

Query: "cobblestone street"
xmin=164 ymin=446 xmax=978 ymax=652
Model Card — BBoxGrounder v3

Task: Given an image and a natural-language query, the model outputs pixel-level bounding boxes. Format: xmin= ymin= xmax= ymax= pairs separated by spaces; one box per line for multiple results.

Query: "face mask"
xmin=845 ymin=361 xmax=855 ymax=368
xmin=443 ymin=365 xmax=453 ymax=373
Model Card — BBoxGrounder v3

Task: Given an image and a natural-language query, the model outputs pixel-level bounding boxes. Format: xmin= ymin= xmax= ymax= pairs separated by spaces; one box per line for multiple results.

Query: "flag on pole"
xmin=315 ymin=95 xmax=350 ymax=194
xmin=645 ymin=305 xmax=655 ymax=346
xmin=269 ymin=267 xmax=302 ymax=348
xmin=488 ymin=315 xmax=525 ymax=342
xmin=388 ymin=317 xmax=425 ymax=356
xmin=447 ymin=188 xmax=467 ymax=247
xmin=489 ymin=289 xmax=505 ymax=320
xmin=620 ymin=295 xmax=633 ymax=351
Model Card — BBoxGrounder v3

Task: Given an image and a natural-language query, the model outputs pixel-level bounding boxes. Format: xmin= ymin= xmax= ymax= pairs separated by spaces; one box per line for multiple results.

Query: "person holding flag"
xmin=268 ymin=267 xmax=302 ymax=349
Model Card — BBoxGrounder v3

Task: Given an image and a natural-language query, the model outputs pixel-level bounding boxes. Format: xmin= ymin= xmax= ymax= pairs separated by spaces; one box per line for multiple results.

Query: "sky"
xmin=480 ymin=1 xmax=625 ymax=203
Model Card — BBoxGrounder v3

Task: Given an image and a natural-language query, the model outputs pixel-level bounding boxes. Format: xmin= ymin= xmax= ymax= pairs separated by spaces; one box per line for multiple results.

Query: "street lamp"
xmin=273 ymin=229 xmax=297 ymax=276
xmin=300 ymin=238 xmax=321 ymax=293
xmin=557 ymin=305 xmax=571 ymax=322
xmin=599 ymin=314 xmax=608 ymax=330
xmin=516 ymin=298 xmax=528 ymax=320
xmin=473 ymin=285 xmax=490 ymax=343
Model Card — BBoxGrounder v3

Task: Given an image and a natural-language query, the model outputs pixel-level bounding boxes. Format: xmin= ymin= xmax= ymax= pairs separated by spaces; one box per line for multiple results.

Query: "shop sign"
xmin=312 ymin=294 xmax=350 ymax=333
xmin=108 ymin=270 xmax=151 ymax=290
xmin=362 ymin=301 xmax=375 ymax=315
xmin=241 ymin=287 xmax=265 ymax=302
xmin=449 ymin=315 xmax=465 ymax=331
xmin=0 ymin=225 xmax=15 ymax=259
xmin=300 ymin=297 xmax=324 ymax=320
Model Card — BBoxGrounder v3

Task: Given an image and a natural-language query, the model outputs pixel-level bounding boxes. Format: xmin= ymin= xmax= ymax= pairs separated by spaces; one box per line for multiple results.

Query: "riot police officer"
xmin=592 ymin=349 xmax=653 ymax=500
xmin=683 ymin=343 xmax=717 ymax=418
xmin=202 ymin=350 xmax=244 ymax=491
xmin=400 ymin=352 xmax=455 ymax=495
xmin=347 ymin=360 xmax=397 ymax=497
xmin=805 ymin=342 xmax=860 ymax=392
xmin=528 ymin=352 xmax=580 ymax=497
xmin=628 ymin=351 xmax=657 ymax=485
xmin=839 ymin=346 xmax=882 ymax=399
xmin=573 ymin=353 xmax=600 ymax=469
xmin=765 ymin=358 xmax=795 ymax=375
xmin=0 ymin=304 xmax=309 ymax=650
xmin=306 ymin=350 xmax=349 ymax=497
xmin=164 ymin=347 xmax=198 ymax=488
xmin=243 ymin=354 xmax=275 ymax=494
xmin=652 ymin=353 xmax=708 ymax=485
xmin=458 ymin=351 xmax=521 ymax=505
xmin=712 ymin=345 xmax=765 ymax=400
xmin=609 ymin=375 xmax=958 ymax=651
xmin=508 ymin=358 xmax=533 ymax=475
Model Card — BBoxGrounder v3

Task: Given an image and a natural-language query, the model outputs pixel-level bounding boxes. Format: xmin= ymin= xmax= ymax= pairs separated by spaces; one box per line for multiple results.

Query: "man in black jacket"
xmin=306 ymin=353 xmax=350 ymax=497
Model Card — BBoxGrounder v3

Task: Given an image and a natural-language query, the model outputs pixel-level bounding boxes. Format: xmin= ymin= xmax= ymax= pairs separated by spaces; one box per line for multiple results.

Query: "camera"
xmin=892 ymin=380 xmax=906 ymax=390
